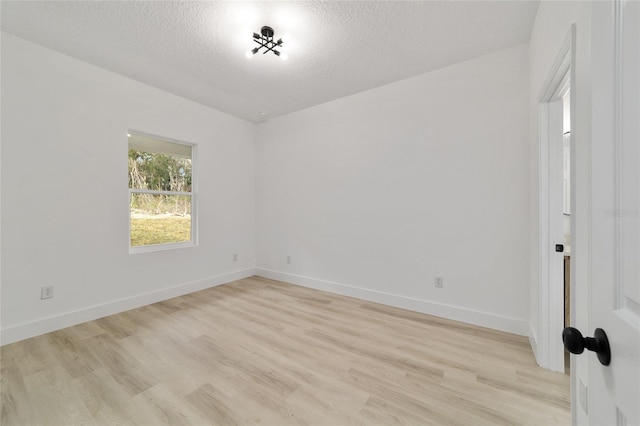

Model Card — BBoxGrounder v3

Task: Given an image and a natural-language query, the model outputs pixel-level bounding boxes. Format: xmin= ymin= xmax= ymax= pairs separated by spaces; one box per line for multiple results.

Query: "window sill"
xmin=129 ymin=241 xmax=197 ymax=254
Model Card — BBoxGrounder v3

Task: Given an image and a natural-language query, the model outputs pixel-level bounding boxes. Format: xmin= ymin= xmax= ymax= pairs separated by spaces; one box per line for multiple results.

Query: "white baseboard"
xmin=0 ymin=268 xmax=256 ymax=346
xmin=255 ymin=268 xmax=529 ymax=336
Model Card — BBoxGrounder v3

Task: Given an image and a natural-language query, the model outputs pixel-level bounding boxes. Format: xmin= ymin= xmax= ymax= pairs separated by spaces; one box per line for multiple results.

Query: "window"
xmin=128 ymin=131 xmax=196 ymax=252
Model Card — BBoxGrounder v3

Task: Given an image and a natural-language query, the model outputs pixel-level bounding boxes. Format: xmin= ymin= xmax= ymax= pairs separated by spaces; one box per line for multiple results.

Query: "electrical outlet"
xmin=41 ymin=285 xmax=54 ymax=300
xmin=233 ymin=254 xmax=238 ymax=262
xmin=286 ymin=256 xmax=292 ymax=264
xmin=434 ymin=276 xmax=444 ymax=288
xmin=579 ymin=379 xmax=588 ymax=414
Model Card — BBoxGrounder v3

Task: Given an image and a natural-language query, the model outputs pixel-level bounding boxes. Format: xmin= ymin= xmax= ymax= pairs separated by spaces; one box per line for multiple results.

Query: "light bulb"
xmin=280 ymin=52 xmax=288 ymax=61
xmin=245 ymin=50 xmax=253 ymax=58
xmin=281 ymin=33 xmax=292 ymax=43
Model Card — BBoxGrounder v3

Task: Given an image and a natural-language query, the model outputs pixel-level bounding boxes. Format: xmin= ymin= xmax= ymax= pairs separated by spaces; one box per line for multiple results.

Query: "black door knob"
xmin=562 ymin=327 xmax=611 ymax=366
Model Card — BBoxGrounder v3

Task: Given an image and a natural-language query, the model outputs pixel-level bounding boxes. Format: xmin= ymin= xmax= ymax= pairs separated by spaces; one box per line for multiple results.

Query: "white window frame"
xmin=128 ymin=130 xmax=197 ymax=254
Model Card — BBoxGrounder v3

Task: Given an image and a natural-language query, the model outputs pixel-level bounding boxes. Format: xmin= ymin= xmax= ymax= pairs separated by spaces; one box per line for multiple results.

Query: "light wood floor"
xmin=1 ymin=277 xmax=570 ymax=425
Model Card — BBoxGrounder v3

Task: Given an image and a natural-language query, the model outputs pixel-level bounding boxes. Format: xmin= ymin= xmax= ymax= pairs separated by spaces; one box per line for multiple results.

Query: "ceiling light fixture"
xmin=246 ymin=26 xmax=288 ymax=60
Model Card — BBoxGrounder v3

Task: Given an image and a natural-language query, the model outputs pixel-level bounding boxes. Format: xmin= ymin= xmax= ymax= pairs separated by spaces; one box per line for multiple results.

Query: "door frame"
xmin=536 ymin=26 xmax=576 ymax=373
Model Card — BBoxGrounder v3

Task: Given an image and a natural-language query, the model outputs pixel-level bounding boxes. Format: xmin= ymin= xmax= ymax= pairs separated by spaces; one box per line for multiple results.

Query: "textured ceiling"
xmin=1 ymin=1 xmax=539 ymax=123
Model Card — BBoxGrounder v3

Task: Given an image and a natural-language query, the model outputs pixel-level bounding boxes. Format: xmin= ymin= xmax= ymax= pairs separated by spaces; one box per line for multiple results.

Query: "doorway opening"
xmin=537 ymin=27 xmax=575 ymax=374
xmin=561 ymin=90 xmax=571 ymax=373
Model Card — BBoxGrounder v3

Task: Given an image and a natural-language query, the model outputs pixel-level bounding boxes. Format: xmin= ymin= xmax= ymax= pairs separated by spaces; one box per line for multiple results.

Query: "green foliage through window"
xmin=128 ymin=150 xmax=192 ymax=192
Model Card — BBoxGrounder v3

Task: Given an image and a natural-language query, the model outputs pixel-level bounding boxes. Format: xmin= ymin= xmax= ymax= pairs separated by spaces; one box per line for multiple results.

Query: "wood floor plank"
xmin=184 ymin=383 xmax=242 ymax=425
xmin=45 ymin=329 xmax=102 ymax=379
xmin=440 ymin=373 xmax=569 ymax=424
xmin=82 ymin=333 xmax=158 ymax=397
xmin=1 ymin=362 xmax=32 ymax=426
xmin=23 ymin=365 xmax=95 ymax=426
xmin=0 ymin=277 xmax=570 ymax=425
xmin=117 ymin=333 xmax=208 ymax=397
xmin=72 ymin=368 xmax=156 ymax=425
xmin=133 ymin=384 xmax=211 ymax=426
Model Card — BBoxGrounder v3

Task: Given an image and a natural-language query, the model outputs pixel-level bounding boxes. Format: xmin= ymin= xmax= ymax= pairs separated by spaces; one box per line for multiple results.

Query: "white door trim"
xmin=536 ymin=26 xmax=576 ymax=373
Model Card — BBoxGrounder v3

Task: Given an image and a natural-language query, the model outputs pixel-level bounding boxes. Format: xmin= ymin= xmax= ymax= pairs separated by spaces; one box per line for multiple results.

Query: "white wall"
xmin=0 ymin=33 xmax=256 ymax=344
xmin=256 ymin=44 xmax=530 ymax=335
xmin=2 ymin=30 xmax=557 ymax=347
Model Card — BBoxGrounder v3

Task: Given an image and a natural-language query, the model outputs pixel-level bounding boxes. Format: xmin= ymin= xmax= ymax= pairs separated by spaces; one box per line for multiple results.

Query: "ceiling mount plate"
xmin=261 ymin=26 xmax=274 ymax=38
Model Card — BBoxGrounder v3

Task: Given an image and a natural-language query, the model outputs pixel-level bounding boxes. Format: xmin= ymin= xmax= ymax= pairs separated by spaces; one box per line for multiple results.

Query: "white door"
xmin=587 ymin=0 xmax=640 ymax=424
